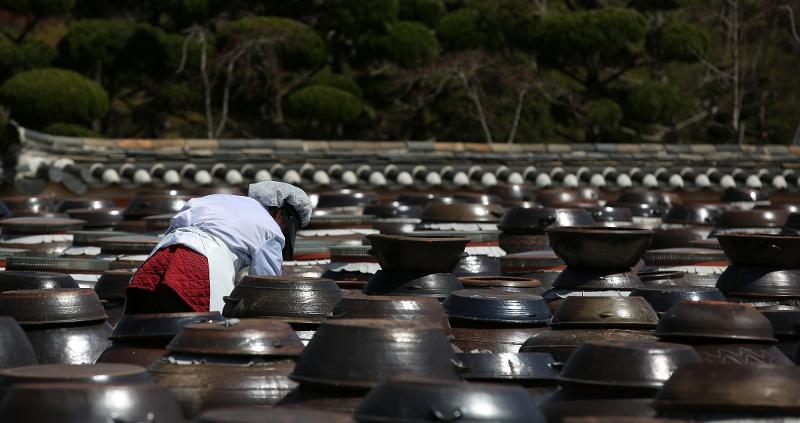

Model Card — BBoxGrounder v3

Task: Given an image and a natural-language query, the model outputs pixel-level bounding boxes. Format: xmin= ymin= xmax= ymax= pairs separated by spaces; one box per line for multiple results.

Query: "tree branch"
xmin=780 ymin=5 xmax=800 ymax=44
xmin=457 ymin=70 xmax=493 ymax=144
xmin=507 ymin=87 xmax=528 ymax=144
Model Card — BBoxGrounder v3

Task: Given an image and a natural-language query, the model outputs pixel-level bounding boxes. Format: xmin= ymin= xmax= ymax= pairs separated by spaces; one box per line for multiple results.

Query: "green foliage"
xmin=218 ymin=16 xmax=327 ymax=69
xmin=399 ymin=0 xmax=446 ymax=27
xmin=647 ymin=21 xmax=708 ymax=62
xmin=310 ymin=70 xmax=363 ymax=98
xmin=58 ymin=19 xmax=136 ymax=72
xmin=468 ymin=0 xmax=539 ymax=49
xmin=536 ymin=8 xmax=647 ymax=64
xmin=382 ymin=21 xmax=440 ymax=68
xmin=0 ymin=35 xmax=21 ymax=78
xmin=326 ymin=0 xmax=399 ymax=34
xmin=18 ymin=41 xmax=56 ymax=69
xmin=629 ymin=0 xmax=695 ymax=11
xmin=42 ymin=122 xmax=101 ymax=137
xmin=286 ymin=85 xmax=363 ymax=123
xmin=0 ymin=0 xmax=75 ymax=15
xmin=584 ymin=98 xmax=623 ymax=131
xmin=436 ymin=8 xmax=484 ymax=50
xmin=0 ymin=68 xmax=109 ymax=128
xmin=628 ymin=82 xmax=681 ymax=123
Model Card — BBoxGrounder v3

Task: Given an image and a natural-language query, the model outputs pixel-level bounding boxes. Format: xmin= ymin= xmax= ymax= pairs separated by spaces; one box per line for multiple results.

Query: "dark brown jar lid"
xmin=306 ymin=213 xmax=375 ymax=229
xmin=65 ymin=208 xmax=123 ymax=228
xmin=167 ymin=318 xmax=304 ymax=356
xmin=0 ymin=382 xmax=182 ymax=422
xmin=550 ymin=296 xmax=659 ymax=329
xmin=290 ymin=319 xmax=461 ymax=388
xmin=716 ymin=233 xmax=800 ymax=267
xmin=97 ymin=235 xmax=160 ymax=255
xmin=663 ymin=204 xmax=725 ymax=225
xmin=142 ymin=213 xmax=174 ymax=231
xmin=408 ymin=230 xmax=501 ymax=244
xmin=443 ymin=289 xmax=551 ymax=324
xmin=57 ymin=199 xmax=115 ymax=213
xmin=655 ymin=301 xmax=776 ymax=342
xmin=316 ymin=189 xmax=379 ymax=209
xmin=456 ymin=352 xmax=558 ymax=382
xmin=0 ymin=217 xmax=85 ymax=235
xmin=642 ymin=248 xmax=727 ymax=266
xmin=716 ymin=209 xmax=790 ymax=229
xmin=122 ymin=192 xmax=188 ymax=219
xmin=0 ymin=288 xmax=108 ymax=325
xmin=5 ymin=256 xmax=110 ymax=273
xmin=363 ymin=203 xmax=422 ymax=218
xmin=0 ymin=363 xmax=151 ymax=387
xmin=329 ymin=296 xmax=451 ymax=335
xmin=195 ymin=407 xmax=353 ymax=423
xmin=688 ymin=238 xmax=722 ymax=250
xmin=0 ymin=271 xmax=78 ymax=291
xmin=354 ymin=379 xmax=544 ymax=423
xmin=655 ymin=363 xmax=800 ymax=413
xmin=500 ymin=250 xmax=564 ymax=273
xmin=546 ymin=226 xmax=653 ymax=269
xmin=720 ymin=187 xmax=769 ymax=203
xmin=93 ymin=269 xmax=134 ymax=300
xmin=499 ymin=207 xmax=595 ymax=233
xmin=557 ymin=341 xmax=700 ymax=392
xmin=0 ymin=197 xmax=57 ymax=216
xmin=420 ymin=203 xmax=504 ymax=223
xmin=459 ymin=275 xmax=542 ymax=289
xmin=367 ymin=234 xmax=469 ymax=273
xmin=110 ymin=311 xmax=224 ymax=341
xmin=551 ymin=268 xmax=642 ymax=290
xmin=223 ymin=276 xmax=342 ymax=324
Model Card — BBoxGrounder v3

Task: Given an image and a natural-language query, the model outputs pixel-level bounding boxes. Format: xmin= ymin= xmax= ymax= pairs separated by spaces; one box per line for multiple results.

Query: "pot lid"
xmin=456 ymin=352 xmax=558 ymax=381
xmin=487 ymin=184 xmax=536 ymax=202
xmin=142 ymin=213 xmax=174 ymax=231
xmin=363 ymin=203 xmax=422 ymax=218
xmin=0 ymin=363 xmax=151 ymax=387
xmin=110 ymin=311 xmax=224 ymax=341
xmin=630 ymin=286 xmax=726 ymax=313
xmin=716 ymin=233 xmax=800 ymax=267
xmin=408 ymin=230 xmax=501 ymax=243
xmin=363 ymin=270 xmax=463 ymax=298
xmin=0 ymin=382 xmax=182 ymax=422
xmin=716 ymin=266 xmax=800 ymax=298
xmin=655 ymin=301 xmax=777 ymax=342
xmin=0 ymin=197 xmax=56 ymax=215
xmin=421 ymin=203 xmax=504 ymax=223
xmin=550 ymin=296 xmax=658 ymax=329
xmin=545 ymin=226 xmax=653 ymax=269
xmin=716 ymin=209 xmax=790 ymax=229
xmin=557 ymin=341 xmax=700 ymax=392
xmin=316 ymin=189 xmax=379 ymax=208
xmin=499 ymin=207 xmax=595 ymax=232
xmin=93 ymin=269 xmax=133 ymax=300
xmin=444 ymin=289 xmax=551 ymax=324
xmin=720 ymin=187 xmax=769 ymax=203
xmin=397 ymin=193 xmax=458 ymax=206
xmin=167 ymin=318 xmax=304 ymax=356
xmin=0 ymin=271 xmax=78 ymax=292
xmin=195 ymin=407 xmax=353 ymax=423
xmin=588 ymin=206 xmax=633 ymax=223
xmin=122 ymin=193 xmax=188 ymax=218
xmin=0 ymin=217 xmax=85 ymax=235
xmin=642 ymin=248 xmax=727 ymax=266
xmin=552 ymin=267 xmax=643 ymax=290
xmin=354 ymin=379 xmax=545 ymax=423
xmin=64 ymin=208 xmax=123 ymax=228
xmin=0 ymin=288 xmax=108 ymax=325
xmin=500 ymin=250 xmax=564 ymax=272
xmin=329 ymin=295 xmax=451 ymax=334
xmin=290 ymin=319 xmax=461 ymax=388
xmin=225 ymin=276 xmax=342 ymax=324
xmin=663 ymin=204 xmax=724 ymax=225
xmin=760 ymin=307 xmax=800 ymax=336
xmin=5 ymin=256 xmax=109 ymax=273
xmin=459 ymin=276 xmax=542 ymax=289
xmin=97 ymin=235 xmax=160 ymax=255
xmin=655 ymin=363 xmax=800 ymax=412
xmin=536 ymin=188 xmax=602 ymax=207
xmin=57 ymin=199 xmax=114 ymax=213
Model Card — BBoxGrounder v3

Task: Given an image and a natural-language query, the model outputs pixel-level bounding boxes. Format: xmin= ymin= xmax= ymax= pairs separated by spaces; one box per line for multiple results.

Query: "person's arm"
xmin=250 ymin=236 xmax=284 ymax=276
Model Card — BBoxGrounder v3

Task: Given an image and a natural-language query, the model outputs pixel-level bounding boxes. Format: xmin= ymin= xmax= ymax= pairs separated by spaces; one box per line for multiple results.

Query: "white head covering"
xmin=248 ymin=181 xmax=313 ymax=227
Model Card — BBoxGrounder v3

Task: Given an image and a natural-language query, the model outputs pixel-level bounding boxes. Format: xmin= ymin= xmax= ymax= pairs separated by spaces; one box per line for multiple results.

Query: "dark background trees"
xmin=0 ymin=0 xmax=797 ymax=145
